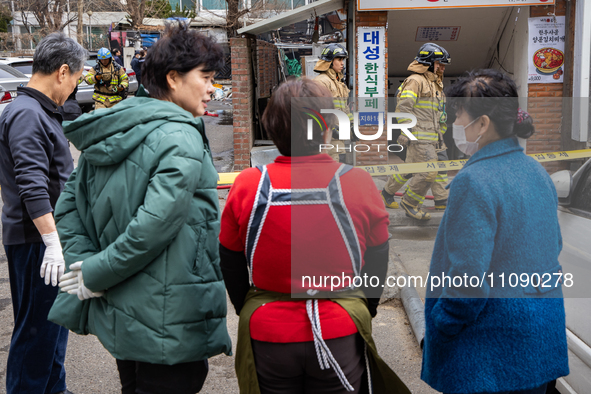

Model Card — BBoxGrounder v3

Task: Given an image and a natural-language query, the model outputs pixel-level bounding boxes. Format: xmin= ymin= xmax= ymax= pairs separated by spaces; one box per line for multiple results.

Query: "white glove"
xmin=40 ymin=231 xmax=65 ymax=287
xmin=59 ymin=261 xmax=104 ymax=301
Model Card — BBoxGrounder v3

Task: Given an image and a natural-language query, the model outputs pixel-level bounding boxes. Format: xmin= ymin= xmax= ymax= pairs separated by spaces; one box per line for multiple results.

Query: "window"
xmin=19 ymin=26 xmax=42 ymax=50
xmin=274 ymin=0 xmax=304 ymax=9
xmin=9 ymin=62 xmax=33 ymax=76
xmin=202 ymin=0 xmax=226 ymax=10
xmin=0 ymin=65 xmax=28 ymax=79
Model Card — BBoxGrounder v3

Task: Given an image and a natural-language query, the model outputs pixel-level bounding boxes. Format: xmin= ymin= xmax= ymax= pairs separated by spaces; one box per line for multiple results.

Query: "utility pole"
xmin=66 ymin=0 xmax=71 ymax=38
xmin=87 ymin=10 xmax=93 ymax=50
xmin=10 ymin=0 xmax=16 ymax=43
xmin=77 ymin=0 xmax=83 ymax=44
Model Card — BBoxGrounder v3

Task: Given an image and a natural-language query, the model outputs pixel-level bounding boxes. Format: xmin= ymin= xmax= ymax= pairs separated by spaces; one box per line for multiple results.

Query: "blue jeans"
xmin=5 ymin=243 xmax=69 ymax=394
xmin=445 ymin=383 xmax=548 ymax=394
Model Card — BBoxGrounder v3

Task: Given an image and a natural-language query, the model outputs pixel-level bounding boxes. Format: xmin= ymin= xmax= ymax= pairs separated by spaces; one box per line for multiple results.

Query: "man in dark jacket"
xmin=113 ymin=48 xmax=124 ymax=67
xmin=131 ymin=49 xmax=145 ymax=85
xmin=0 ymin=32 xmax=86 ymax=394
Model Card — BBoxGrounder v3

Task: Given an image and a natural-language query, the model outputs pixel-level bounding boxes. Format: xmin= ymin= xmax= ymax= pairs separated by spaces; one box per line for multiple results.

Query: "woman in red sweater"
xmin=219 ymin=78 xmax=410 ymax=394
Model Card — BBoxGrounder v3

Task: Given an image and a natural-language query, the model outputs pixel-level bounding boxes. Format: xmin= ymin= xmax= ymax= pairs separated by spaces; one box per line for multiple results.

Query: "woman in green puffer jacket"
xmin=48 ymin=25 xmax=232 ymax=394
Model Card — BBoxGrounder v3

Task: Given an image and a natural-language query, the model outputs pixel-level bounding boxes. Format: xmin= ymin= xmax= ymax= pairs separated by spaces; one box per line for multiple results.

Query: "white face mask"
xmin=453 ymin=117 xmax=483 ymax=156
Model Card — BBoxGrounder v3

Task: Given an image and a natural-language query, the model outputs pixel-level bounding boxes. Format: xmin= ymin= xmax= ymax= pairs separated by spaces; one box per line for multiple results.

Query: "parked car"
xmin=0 ymin=57 xmax=34 ymax=77
xmin=551 ymin=158 xmax=591 ymax=394
xmin=0 ymin=84 xmax=12 ymax=116
xmin=78 ymin=56 xmax=139 ymax=112
xmin=0 ymin=65 xmax=28 ymax=107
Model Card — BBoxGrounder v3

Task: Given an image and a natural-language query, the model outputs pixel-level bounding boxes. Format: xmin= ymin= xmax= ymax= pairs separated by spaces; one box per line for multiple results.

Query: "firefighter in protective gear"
xmin=314 ymin=43 xmax=351 ymax=161
xmin=85 ymin=47 xmax=129 ymax=109
xmin=381 ymin=43 xmax=450 ymax=219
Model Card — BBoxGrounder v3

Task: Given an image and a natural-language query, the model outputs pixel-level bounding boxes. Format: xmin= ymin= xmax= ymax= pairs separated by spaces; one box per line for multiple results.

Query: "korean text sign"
xmin=527 ymin=16 xmax=565 ymax=84
xmin=358 ymin=27 xmax=385 ymax=126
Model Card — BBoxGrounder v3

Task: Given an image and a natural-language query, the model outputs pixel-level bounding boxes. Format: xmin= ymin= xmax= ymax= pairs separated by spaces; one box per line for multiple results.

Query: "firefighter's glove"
xmin=397 ymin=134 xmax=410 ymax=147
xmin=94 ymin=74 xmax=102 ymax=81
xmin=59 ymin=261 xmax=104 ymax=301
xmin=40 ymin=231 xmax=65 ymax=287
xmin=117 ymin=85 xmax=124 ymax=92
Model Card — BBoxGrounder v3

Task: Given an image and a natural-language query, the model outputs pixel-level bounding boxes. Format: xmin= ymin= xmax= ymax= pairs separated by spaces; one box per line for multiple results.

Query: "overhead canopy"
xmin=237 ymin=0 xmax=344 ymax=35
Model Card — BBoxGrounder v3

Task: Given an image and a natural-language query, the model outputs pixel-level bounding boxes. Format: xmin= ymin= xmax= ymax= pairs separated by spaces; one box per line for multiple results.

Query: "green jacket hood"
xmin=63 ymin=94 xmax=205 ymax=167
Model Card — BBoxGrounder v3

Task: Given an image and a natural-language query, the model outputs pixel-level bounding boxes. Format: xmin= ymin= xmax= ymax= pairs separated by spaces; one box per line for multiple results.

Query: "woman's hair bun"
xmin=514 ymin=108 xmax=535 ymax=139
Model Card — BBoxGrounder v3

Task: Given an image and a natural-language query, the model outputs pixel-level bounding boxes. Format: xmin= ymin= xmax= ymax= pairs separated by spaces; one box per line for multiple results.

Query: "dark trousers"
xmin=252 ymin=334 xmax=366 ymax=394
xmin=116 ymin=359 xmax=209 ymax=394
xmin=5 ymin=243 xmax=69 ymax=394
xmin=444 ymin=383 xmax=548 ymax=394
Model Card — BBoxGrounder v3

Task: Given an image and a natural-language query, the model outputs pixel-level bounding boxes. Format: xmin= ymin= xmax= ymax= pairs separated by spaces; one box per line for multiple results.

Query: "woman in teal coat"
xmin=421 ymin=69 xmax=569 ymax=394
xmin=49 ymin=25 xmax=231 ymax=393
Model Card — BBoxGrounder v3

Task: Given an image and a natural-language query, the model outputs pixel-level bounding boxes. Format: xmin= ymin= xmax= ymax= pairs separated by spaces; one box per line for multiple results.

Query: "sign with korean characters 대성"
xmin=527 ymin=16 xmax=565 ymax=84
xmin=358 ymin=26 xmax=385 ymax=126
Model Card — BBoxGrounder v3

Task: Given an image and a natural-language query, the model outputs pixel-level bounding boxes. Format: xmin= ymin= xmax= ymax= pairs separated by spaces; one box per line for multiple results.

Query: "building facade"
xmin=232 ymin=0 xmax=591 ymax=173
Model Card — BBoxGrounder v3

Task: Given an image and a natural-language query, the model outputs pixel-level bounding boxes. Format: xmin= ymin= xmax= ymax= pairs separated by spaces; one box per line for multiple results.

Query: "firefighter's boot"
xmin=381 ymin=189 xmax=399 ymax=209
xmin=434 ymin=199 xmax=447 ymax=211
xmin=400 ymin=199 xmax=431 ymax=220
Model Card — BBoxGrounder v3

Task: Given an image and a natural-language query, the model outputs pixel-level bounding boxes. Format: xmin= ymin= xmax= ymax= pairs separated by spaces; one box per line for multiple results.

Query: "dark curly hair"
xmin=142 ymin=24 xmax=224 ymax=99
xmin=445 ymin=69 xmax=535 ymax=139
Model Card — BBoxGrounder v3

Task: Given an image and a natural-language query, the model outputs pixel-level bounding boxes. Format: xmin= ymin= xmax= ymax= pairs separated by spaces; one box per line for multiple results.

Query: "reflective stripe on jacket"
xmin=85 ymin=61 xmax=129 ymax=102
xmin=395 ymin=60 xmax=447 ymax=141
xmin=92 ymin=92 xmax=123 ymax=103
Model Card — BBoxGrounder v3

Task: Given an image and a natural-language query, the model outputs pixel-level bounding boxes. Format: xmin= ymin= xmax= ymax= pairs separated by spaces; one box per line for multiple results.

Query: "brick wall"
xmin=355 ymin=10 xmax=389 ymax=166
xmin=527 ymin=0 xmax=568 ymax=174
xmin=530 ymin=0 xmax=566 ymax=17
xmin=231 ymin=37 xmax=255 ymax=171
xmin=231 ymin=38 xmax=280 ymax=170
xmin=256 ymin=40 xmax=279 ymax=99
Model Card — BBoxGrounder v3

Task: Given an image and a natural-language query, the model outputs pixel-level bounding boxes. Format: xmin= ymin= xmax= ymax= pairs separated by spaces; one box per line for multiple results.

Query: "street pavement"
xmin=202 ymin=101 xmax=235 ymax=174
xmin=0 ymin=103 xmax=442 ymax=393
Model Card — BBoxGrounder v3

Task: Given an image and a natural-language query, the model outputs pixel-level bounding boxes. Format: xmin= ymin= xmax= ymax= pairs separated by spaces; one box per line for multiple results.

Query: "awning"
xmin=237 ymin=0 xmax=344 ymax=35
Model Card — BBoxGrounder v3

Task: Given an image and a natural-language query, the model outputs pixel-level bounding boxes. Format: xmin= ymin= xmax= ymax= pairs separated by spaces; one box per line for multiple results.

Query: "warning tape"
xmin=218 ymin=172 xmax=240 ymax=184
xmin=217 ymin=149 xmax=591 ymax=184
xmin=359 ymin=148 xmax=591 ymax=176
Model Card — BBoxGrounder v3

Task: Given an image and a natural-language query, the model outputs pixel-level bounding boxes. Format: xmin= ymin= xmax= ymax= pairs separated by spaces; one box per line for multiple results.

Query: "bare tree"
xmin=200 ymin=0 xmax=288 ymax=38
xmin=16 ymin=0 xmax=77 ymax=39
xmin=124 ymin=0 xmax=172 ymax=30
xmin=225 ymin=0 xmax=250 ymax=38
xmin=88 ymin=0 xmax=125 ymax=12
xmin=77 ymin=0 xmax=83 ymax=44
xmin=125 ymin=0 xmax=147 ymax=29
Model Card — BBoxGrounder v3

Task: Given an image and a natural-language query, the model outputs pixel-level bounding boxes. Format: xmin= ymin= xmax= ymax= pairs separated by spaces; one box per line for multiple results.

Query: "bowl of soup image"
xmin=533 ymin=47 xmax=564 ymax=75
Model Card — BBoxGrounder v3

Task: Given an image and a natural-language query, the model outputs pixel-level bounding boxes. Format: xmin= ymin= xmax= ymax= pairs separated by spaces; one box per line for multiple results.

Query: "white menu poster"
xmin=527 ymin=16 xmax=566 ymax=84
